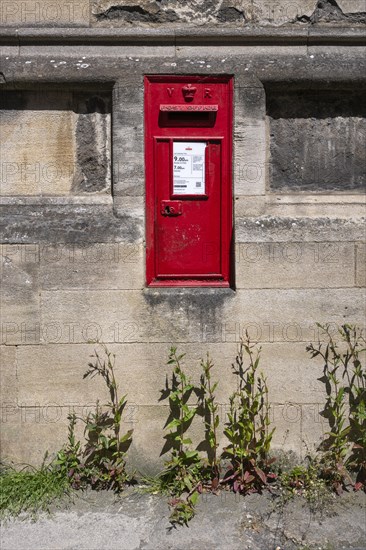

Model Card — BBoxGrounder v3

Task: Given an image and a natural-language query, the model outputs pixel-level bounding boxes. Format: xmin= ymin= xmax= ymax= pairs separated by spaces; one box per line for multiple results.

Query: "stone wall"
xmin=0 ymin=0 xmax=365 ymax=472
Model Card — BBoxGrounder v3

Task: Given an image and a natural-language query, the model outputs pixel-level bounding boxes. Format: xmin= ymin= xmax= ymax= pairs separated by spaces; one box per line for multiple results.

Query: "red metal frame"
xmin=145 ymin=75 xmax=233 ymax=287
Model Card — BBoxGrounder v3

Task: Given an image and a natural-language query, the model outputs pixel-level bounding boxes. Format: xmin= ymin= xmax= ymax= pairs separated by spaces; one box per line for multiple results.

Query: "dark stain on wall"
xmin=143 ymin=288 xmax=234 ymax=342
xmin=297 ymin=0 xmax=366 ymax=24
xmin=95 ymin=5 xmax=179 ymax=23
xmin=217 ymin=7 xmax=245 ymax=23
xmin=72 ymin=92 xmax=111 ymax=194
xmin=267 ymin=89 xmax=366 ymax=192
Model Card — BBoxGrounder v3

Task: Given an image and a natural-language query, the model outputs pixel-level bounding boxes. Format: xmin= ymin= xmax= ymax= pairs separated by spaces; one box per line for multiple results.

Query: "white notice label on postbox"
xmin=173 ymin=141 xmax=206 ymax=195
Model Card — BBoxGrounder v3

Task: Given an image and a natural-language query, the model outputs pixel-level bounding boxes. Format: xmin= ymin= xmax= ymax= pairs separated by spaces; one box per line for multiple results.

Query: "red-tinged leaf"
xmin=254 ymin=466 xmax=267 ymax=484
xmin=243 ymin=472 xmax=255 ymax=483
xmin=233 ymin=480 xmax=240 ymax=493
xmin=243 ymin=470 xmax=251 ymax=481
xmin=354 ymin=482 xmax=364 ymax=491
xmin=267 ymin=473 xmax=277 ymax=480
xmin=223 ymin=472 xmax=237 ymax=483
xmin=197 ymin=482 xmax=203 ymax=494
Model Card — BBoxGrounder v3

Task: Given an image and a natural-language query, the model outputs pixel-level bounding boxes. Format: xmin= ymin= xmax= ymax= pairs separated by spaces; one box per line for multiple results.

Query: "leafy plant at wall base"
xmin=222 ymin=334 xmax=276 ymax=494
xmin=158 ymin=347 xmax=202 ymax=525
xmin=55 ymin=345 xmax=133 ymax=491
xmin=198 ymin=353 xmax=221 ymax=488
xmin=169 ymin=490 xmax=199 ymax=526
xmin=307 ymin=324 xmax=366 ymax=493
xmin=82 ymin=346 xmax=133 ymax=489
xmin=54 ymin=412 xmax=83 ymax=489
xmin=278 ymin=458 xmax=331 ymax=514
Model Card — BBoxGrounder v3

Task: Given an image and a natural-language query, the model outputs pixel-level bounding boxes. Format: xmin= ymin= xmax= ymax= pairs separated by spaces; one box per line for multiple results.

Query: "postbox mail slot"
xmin=160 ymin=105 xmax=218 ymax=112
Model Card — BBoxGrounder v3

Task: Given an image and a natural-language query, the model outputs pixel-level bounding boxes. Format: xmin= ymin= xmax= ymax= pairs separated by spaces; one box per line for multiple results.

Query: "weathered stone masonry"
xmin=0 ymin=0 xmax=365 ymax=472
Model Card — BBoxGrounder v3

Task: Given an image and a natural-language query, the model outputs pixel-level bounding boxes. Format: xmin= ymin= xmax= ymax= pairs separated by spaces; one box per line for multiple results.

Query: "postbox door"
xmin=145 ymin=75 xmax=232 ymax=287
xmin=155 ymin=139 xmax=222 ymax=278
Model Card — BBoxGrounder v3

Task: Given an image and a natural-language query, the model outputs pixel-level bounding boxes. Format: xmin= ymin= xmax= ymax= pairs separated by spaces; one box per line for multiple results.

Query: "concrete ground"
xmin=1 ymin=488 xmax=365 ymax=550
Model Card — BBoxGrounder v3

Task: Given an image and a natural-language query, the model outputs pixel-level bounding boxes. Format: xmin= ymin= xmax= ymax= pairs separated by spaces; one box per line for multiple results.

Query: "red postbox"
xmin=145 ymin=75 xmax=233 ymax=287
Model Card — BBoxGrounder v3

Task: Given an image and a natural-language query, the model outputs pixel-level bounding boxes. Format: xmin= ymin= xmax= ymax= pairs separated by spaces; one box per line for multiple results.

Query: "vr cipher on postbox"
xmin=145 ymin=76 xmax=233 ymax=287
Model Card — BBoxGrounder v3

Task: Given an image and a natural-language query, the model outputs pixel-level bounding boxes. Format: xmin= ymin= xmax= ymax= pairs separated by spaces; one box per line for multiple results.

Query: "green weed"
xmin=157 ymin=347 xmax=202 ymax=525
xmin=222 ymin=334 xmax=276 ymax=494
xmin=307 ymin=324 xmax=366 ymax=493
xmin=0 ymin=457 xmax=69 ymax=520
xmin=55 ymin=344 xmax=133 ymax=491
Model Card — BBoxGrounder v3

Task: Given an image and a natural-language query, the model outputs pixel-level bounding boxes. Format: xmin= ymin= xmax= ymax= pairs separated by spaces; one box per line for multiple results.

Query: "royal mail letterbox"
xmin=145 ymin=75 xmax=233 ymax=287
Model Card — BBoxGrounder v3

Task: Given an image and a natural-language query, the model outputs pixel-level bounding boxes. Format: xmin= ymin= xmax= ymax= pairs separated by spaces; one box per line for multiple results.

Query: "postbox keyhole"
xmin=165 ymin=205 xmax=173 ymax=214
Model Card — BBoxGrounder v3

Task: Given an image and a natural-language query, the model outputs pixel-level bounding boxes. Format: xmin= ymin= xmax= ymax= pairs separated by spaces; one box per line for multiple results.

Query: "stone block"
xmin=234 ymin=196 xmax=366 ymax=219
xmin=40 ymin=290 xmax=148 ymax=344
xmin=267 ymin=88 xmax=366 ymax=193
xmin=0 ymin=346 xmax=18 ymax=404
xmin=113 ymin=82 xmax=144 ymax=105
xmin=0 ymin=89 xmax=112 ymax=197
xmin=0 ymin=45 xmax=19 ymax=57
xmin=235 ymin=241 xmax=355 ymax=289
xmin=14 ymin=342 xmax=239 ymax=407
xmin=234 ymin=86 xmax=266 ymax=196
xmin=125 ymin=405 xmax=169 ymax=474
xmin=244 ymin=0 xmax=316 ymax=25
xmin=271 ymin=402 xmax=326 ymax=460
xmin=113 ymin=163 xmax=145 ymax=196
xmin=337 ymin=0 xmax=366 ymax=13
xmin=40 ymin=242 xmax=144 ymax=290
xmin=0 ymin=203 xmax=143 ymax=244
xmin=235 ymin=86 xmax=265 ymax=121
xmin=175 ymin=44 xmax=307 ymax=59
xmin=271 ymin=402 xmax=302 ymax=456
xmin=356 ymin=243 xmax=366 ymax=287
xmin=234 ymin=120 xmax=267 ymax=196
xmin=16 ymin=344 xmax=110 ymax=406
xmin=21 ymin=44 xmax=175 ymax=58
xmin=0 ymin=93 xmax=75 ymax=196
xmin=0 ymin=405 xmax=86 ymax=466
xmin=260 ymin=343 xmax=326 ymax=404
xmin=0 ymin=244 xmax=41 ymax=345
xmin=0 ymin=1 xmax=90 ymax=27
xmin=202 ymin=288 xmax=366 ymax=344
xmin=40 ymin=287 xmax=366 ymax=347
xmin=235 ymin=216 xmax=366 ymax=243
xmin=301 ymin=402 xmax=328 ymax=454
xmin=114 ymin=127 xmax=144 ymax=154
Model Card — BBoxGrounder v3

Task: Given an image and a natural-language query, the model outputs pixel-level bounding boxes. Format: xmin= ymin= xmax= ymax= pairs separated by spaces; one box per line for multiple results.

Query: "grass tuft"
xmin=0 ymin=461 xmax=70 ymax=520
